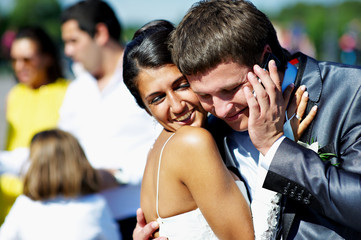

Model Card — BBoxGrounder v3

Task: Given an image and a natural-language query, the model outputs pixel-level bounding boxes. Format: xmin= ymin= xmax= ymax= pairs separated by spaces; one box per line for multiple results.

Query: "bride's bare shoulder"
xmin=170 ymin=126 xmax=216 ymax=152
xmin=176 ymin=126 xmax=213 ymax=141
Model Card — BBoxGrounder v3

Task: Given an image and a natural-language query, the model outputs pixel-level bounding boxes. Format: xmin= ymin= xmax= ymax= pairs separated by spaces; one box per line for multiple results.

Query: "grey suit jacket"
xmin=263 ymin=53 xmax=361 ymax=239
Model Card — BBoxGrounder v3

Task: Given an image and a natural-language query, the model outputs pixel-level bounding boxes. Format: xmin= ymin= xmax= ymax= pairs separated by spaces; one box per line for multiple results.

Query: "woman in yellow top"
xmin=1 ymin=26 xmax=69 ymax=225
xmin=6 ymin=26 xmax=69 ymax=151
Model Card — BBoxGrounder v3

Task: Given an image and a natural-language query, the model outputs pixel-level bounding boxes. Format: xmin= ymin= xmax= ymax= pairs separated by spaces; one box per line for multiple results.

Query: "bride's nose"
xmin=169 ymin=92 xmax=185 ymax=114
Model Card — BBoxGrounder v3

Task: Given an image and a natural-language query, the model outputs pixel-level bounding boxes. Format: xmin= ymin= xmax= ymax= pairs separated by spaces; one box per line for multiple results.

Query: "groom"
xmin=134 ymin=0 xmax=361 ymax=239
xmin=170 ymin=0 xmax=361 ymax=239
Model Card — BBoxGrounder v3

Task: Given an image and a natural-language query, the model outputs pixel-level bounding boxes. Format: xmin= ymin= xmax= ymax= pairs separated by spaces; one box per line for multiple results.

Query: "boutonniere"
xmin=297 ymin=138 xmax=339 ymax=166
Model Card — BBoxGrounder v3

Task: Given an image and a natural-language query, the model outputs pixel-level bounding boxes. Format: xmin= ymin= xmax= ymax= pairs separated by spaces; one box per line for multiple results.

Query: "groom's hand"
xmin=133 ymin=208 xmax=167 ymax=240
xmin=244 ymin=60 xmax=287 ymax=155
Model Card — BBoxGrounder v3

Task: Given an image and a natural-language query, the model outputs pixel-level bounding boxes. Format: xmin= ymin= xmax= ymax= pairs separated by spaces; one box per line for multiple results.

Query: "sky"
xmin=0 ymin=0 xmax=346 ymax=27
xmin=58 ymin=0 xmax=344 ymax=26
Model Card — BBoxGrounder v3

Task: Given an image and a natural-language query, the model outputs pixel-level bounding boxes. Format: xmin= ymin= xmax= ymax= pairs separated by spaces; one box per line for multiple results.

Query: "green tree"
xmin=271 ymin=1 xmax=361 ymax=61
xmin=7 ymin=0 xmax=62 ymax=40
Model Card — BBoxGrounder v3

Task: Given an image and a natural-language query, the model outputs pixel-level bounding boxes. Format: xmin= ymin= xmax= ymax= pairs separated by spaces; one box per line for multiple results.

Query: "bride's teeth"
xmin=177 ymin=111 xmax=192 ymax=121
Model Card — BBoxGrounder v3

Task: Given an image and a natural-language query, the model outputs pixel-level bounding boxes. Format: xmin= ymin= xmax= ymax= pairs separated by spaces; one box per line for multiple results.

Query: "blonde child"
xmin=0 ymin=129 xmax=120 ymax=240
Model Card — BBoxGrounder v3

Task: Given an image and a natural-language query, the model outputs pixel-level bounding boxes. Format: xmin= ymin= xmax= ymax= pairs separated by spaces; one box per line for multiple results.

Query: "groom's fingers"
xmin=244 ymin=85 xmax=260 ymax=120
xmin=136 ymin=208 xmax=146 ymax=227
xmin=133 ymin=208 xmax=160 ymax=240
xmin=253 ymin=63 xmax=281 ymax=108
xmin=268 ymin=60 xmax=282 ymax=92
xmin=247 ymin=71 xmax=270 ymax=111
xmin=133 ymin=221 xmax=160 ymax=240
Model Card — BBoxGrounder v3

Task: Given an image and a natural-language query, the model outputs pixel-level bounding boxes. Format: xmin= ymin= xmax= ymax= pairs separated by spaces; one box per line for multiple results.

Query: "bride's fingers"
xmin=294 ymin=86 xmax=306 ymax=106
xmin=282 ymin=83 xmax=295 ymax=106
xmin=294 ymin=91 xmax=309 ymax=121
xmin=287 ymin=86 xmax=306 ymax=120
xmin=297 ymin=106 xmax=318 ymax=136
xmin=283 ymin=84 xmax=295 ymax=120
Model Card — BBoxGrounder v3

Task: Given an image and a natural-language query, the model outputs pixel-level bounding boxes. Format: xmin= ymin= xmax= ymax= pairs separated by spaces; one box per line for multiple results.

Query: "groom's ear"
xmin=260 ymin=45 xmax=272 ymax=65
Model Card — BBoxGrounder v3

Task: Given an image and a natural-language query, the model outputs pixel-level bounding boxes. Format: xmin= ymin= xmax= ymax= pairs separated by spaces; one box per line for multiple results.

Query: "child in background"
xmin=0 ymin=129 xmax=120 ymax=240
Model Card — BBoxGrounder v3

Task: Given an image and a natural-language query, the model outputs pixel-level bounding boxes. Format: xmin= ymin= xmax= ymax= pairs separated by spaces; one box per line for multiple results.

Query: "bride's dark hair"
xmin=123 ymin=20 xmax=175 ymax=110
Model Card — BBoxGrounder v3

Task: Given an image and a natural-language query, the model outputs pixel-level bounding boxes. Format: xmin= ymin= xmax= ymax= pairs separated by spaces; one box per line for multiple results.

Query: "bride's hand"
xmin=285 ymin=85 xmax=317 ymax=142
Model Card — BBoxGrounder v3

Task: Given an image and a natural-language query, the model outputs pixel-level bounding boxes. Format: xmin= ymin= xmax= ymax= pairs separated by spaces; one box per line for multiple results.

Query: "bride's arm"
xmin=174 ymin=126 xmax=254 ymax=240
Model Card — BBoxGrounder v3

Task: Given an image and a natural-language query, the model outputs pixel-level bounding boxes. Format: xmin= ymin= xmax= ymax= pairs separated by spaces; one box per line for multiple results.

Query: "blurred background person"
xmin=274 ymin=21 xmax=316 ymax=58
xmin=6 ymin=26 xmax=69 ymax=151
xmin=0 ymin=25 xmax=69 ymax=226
xmin=0 ymin=129 xmax=120 ymax=240
xmin=59 ymin=1 xmax=160 ymax=239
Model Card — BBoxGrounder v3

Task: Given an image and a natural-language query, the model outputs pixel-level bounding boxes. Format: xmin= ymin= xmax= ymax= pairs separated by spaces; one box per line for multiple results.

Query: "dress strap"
xmin=156 ymin=133 xmax=176 ymax=219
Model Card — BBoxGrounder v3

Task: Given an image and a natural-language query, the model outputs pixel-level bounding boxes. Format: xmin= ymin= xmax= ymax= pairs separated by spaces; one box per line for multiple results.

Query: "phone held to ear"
xmin=261 ymin=52 xmax=297 ymax=93
xmin=259 ymin=52 xmax=294 ymax=93
xmin=261 ymin=52 xmax=282 ymax=71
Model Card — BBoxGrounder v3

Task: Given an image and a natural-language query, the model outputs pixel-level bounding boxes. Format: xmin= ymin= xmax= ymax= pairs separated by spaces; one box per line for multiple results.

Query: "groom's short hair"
xmin=170 ymin=0 xmax=288 ymax=76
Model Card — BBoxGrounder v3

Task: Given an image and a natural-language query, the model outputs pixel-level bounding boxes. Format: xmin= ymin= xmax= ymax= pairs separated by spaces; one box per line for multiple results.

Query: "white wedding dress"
xmin=155 ymin=133 xmax=249 ymax=239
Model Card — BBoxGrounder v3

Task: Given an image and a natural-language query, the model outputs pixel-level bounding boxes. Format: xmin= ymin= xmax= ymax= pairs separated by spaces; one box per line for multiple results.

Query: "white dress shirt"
xmin=58 ymin=61 xmax=161 ymax=220
xmin=0 ymin=194 xmax=120 ymax=240
xmin=225 ymin=62 xmax=298 ymax=239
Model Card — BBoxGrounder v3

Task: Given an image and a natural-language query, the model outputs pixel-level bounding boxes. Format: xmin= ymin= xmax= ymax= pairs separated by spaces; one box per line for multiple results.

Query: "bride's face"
xmin=137 ymin=64 xmax=207 ymax=132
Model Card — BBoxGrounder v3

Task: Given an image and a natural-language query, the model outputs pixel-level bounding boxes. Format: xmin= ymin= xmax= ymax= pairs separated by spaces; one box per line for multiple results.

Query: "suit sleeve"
xmin=264 ymin=135 xmax=361 ymax=232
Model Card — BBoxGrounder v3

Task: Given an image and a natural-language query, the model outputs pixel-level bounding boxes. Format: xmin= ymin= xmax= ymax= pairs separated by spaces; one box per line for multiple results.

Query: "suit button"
xmin=303 ymin=193 xmax=312 ymax=205
xmin=289 ymin=186 xmax=297 ymax=198
xmin=283 ymin=182 xmax=291 ymax=194
xmin=296 ymin=190 xmax=304 ymax=201
xmin=289 ymin=191 xmax=295 ymax=198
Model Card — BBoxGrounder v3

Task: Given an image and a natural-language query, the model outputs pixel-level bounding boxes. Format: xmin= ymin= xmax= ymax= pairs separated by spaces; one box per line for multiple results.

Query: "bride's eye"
xmin=150 ymin=94 xmax=165 ymax=105
xmin=176 ymin=82 xmax=190 ymax=90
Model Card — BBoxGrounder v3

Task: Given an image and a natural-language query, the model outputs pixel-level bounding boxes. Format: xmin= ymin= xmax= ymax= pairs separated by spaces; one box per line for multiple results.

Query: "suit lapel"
xmin=281 ymin=53 xmax=322 ymax=239
xmin=291 ymin=53 xmax=321 ymax=144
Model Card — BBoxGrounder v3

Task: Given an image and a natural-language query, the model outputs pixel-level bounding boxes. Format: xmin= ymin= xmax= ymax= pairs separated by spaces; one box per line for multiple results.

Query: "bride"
xmin=124 ymin=20 xmax=314 ymax=240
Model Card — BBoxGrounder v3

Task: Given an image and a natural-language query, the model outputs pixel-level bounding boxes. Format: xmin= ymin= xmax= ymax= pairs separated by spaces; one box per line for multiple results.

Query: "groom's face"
xmin=187 ymin=61 xmax=253 ymax=132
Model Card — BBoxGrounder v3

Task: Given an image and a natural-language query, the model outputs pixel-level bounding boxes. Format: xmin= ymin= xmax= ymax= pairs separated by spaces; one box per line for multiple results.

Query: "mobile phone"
xmin=255 ymin=52 xmax=282 ymax=91
xmin=261 ymin=52 xmax=282 ymax=71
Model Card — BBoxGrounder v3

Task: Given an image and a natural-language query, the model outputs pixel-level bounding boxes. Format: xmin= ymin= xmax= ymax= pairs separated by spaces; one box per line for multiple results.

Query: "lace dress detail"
xmin=251 ymin=188 xmax=281 ymax=240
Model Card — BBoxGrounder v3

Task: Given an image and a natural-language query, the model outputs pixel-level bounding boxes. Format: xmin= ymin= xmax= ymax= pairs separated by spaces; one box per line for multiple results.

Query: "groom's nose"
xmin=213 ymin=97 xmax=233 ymax=118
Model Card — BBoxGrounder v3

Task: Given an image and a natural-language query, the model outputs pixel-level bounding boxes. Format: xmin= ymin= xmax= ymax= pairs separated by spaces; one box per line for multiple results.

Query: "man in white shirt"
xmin=60 ymin=1 xmax=159 ymax=239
